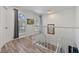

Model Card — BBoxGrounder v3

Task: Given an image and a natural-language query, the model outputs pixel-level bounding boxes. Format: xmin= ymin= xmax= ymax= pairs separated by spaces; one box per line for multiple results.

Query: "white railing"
xmin=29 ymin=25 xmax=78 ymax=53
xmin=30 ymin=32 xmax=62 ymax=53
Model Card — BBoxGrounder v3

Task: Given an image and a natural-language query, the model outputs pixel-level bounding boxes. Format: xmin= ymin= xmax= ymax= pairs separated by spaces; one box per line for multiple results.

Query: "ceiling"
xmin=15 ymin=6 xmax=74 ymax=15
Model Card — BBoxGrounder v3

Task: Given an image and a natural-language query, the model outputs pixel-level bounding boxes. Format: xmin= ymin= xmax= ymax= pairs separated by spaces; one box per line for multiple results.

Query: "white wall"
xmin=42 ymin=7 xmax=76 ymax=53
xmin=76 ymin=7 xmax=79 ymax=50
xmin=0 ymin=7 xmax=14 ymax=49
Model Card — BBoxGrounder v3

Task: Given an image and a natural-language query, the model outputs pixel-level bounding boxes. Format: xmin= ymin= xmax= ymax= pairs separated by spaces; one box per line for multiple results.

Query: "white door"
xmin=0 ymin=7 xmax=14 ymax=49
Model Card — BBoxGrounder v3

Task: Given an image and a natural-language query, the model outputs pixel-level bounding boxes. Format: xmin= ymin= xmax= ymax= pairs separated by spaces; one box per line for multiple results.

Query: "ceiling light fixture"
xmin=47 ymin=10 xmax=53 ymax=14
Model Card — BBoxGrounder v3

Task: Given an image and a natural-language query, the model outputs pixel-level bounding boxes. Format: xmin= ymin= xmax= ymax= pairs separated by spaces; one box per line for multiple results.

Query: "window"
xmin=18 ymin=12 xmax=26 ymax=36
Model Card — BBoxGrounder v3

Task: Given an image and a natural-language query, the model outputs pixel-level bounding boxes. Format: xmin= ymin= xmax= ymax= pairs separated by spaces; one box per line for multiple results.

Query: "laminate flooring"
xmin=0 ymin=37 xmax=54 ymax=53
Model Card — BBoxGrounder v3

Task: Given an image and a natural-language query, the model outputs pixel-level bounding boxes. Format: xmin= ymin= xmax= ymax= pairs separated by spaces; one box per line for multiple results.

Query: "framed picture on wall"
xmin=27 ymin=18 xmax=34 ymax=25
xmin=47 ymin=24 xmax=55 ymax=35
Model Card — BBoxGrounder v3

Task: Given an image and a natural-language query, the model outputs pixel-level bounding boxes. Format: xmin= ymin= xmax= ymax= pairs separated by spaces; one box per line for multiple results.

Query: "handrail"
xmin=29 ymin=25 xmax=79 ymax=29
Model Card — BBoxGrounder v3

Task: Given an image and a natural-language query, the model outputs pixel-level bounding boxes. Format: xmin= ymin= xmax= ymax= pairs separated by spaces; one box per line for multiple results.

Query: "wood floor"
xmin=0 ymin=37 xmax=56 ymax=53
xmin=0 ymin=37 xmax=52 ymax=53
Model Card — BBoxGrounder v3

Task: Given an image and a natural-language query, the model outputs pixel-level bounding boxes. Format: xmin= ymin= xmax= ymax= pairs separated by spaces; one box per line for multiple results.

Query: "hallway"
xmin=0 ymin=6 xmax=79 ymax=53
